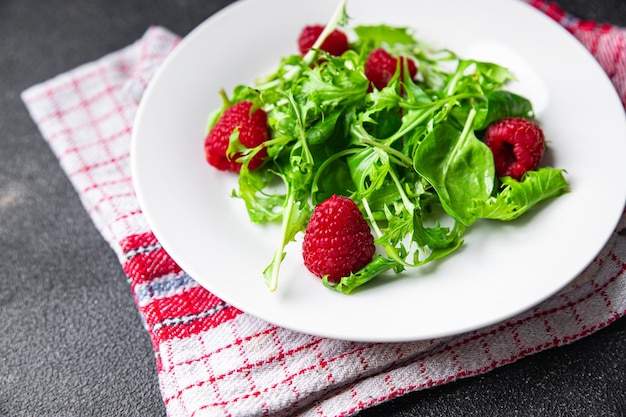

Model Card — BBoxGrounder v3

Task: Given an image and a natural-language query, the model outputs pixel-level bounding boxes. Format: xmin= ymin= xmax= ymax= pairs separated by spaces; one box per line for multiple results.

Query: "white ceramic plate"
xmin=131 ymin=0 xmax=626 ymax=342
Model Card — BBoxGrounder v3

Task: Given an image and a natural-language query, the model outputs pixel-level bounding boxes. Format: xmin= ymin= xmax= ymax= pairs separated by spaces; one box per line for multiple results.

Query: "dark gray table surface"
xmin=1 ymin=0 xmax=625 ymax=416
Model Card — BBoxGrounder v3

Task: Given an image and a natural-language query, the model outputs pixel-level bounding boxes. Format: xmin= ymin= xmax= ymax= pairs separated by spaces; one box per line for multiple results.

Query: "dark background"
xmin=1 ymin=0 xmax=625 ymax=415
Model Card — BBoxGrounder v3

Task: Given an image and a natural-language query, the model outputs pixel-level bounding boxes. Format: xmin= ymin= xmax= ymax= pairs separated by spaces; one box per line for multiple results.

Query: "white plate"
xmin=131 ymin=0 xmax=626 ymax=342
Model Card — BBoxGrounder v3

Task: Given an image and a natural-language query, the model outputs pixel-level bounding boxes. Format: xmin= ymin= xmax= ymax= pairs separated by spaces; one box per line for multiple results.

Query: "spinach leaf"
xmin=412 ymin=110 xmax=495 ymax=226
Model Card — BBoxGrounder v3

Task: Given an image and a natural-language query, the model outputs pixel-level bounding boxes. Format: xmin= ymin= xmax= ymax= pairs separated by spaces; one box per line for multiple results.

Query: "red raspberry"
xmin=302 ymin=195 xmax=376 ymax=282
xmin=297 ymin=24 xmax=349 ymax=56
xmin=364 ymin=48 xmax=417 ymax=90
xmin=483 ymin=117 xmax=545 ymax=180
xmin=204 ymin=101 xmax=269 ymax=173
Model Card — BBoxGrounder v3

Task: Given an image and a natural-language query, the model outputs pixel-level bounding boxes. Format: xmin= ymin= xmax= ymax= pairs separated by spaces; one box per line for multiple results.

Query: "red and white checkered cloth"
xmin=21 ymin=2 xmax=626 ymax=416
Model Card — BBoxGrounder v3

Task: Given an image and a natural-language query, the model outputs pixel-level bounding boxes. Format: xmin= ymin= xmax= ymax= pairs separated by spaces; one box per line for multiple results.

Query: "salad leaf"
xmin=412 ymin=109 xmax=495 ymax=226
xmin=473 ymin=168 xmax=570 ymax=221
xmin=353 ymin=25 xmax=419 ymax=52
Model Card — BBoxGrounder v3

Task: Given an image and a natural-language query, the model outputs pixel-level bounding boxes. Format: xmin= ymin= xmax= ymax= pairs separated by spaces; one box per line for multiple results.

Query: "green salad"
xmin=204 ymin=0 xmax=569 ymax=293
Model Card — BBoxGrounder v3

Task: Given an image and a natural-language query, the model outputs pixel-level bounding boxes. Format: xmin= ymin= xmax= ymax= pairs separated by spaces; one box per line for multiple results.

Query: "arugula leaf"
xmin=323 ymin=256 xmax=400 ymax=294
xmin=347 ymin=147 xmax=390 ymax=198
xmin=234 ymin=166 xmax=284 ymax=223
xmin=263 ymin=185 xmax=311 ymax=292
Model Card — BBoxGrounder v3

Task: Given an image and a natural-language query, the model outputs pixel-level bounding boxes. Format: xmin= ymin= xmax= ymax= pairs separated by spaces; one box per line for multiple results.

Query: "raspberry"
xmin=204 ymin=101 xmax=269 ymax=172
xmin=297 ymin=24 xmax=349 ymax=56
xmin=364 ymin=48 xmax=417 ymax=90
xmin=483 ymin=117 xmax=545 ymax=180
xmin=302 ymin=195 xmax=376 ymax=282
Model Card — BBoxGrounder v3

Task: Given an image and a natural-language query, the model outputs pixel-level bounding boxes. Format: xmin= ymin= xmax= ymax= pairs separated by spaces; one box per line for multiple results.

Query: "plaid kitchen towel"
xmin=21 ymin=1 xmax=626 ymax=416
